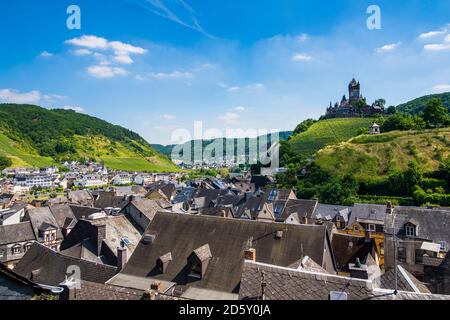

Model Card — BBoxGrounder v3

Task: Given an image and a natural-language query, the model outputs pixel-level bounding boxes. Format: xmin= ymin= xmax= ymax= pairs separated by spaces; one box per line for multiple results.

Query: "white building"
xmin=75 ymin=174 xmax=106 ymax=188
xmin=14 ymin=174 xmax=53 ymax=188
xmin=111 ymin=174 xmax=133 ymax=186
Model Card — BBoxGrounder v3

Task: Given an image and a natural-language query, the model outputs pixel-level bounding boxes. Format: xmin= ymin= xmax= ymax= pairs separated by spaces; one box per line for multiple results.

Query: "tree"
xmin=0 ymin=156 xmax=12 ymax=171
xmin=423 ymin=98 xmax=449 ymax=128
xmin=373 ymin=99 xmax=386 ymax=109
xmin=386 ymin=106 xmax=397 ymax=114
xmin=293 ymin=119 xmax=317 ymax=135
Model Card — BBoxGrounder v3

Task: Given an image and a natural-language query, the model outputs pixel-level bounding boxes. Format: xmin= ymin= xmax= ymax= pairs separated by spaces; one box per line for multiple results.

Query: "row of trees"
xmin=377 ymin=98 xmax=449 ymax=132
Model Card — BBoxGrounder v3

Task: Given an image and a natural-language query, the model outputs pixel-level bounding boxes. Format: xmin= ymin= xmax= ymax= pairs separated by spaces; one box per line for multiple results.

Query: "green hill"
xmin=314 ymin=128 xmax=450 ymax=181
xmin=152 ymin=131 xmax=293 ymax=160
xmin=288 ymin=118 xmax=374 ymax=156
xmin=0 ymin=104 xmax=178 ymax=172
xmin=396 ymin=92 xmax=450 ymax=115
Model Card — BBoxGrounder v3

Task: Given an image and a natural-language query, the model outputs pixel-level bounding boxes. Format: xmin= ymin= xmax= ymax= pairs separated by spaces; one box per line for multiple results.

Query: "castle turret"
xmin=348 ymin=78 xmax=360 ymax=102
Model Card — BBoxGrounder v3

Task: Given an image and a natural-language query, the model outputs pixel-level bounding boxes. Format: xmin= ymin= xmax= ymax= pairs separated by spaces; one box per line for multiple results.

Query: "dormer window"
xmin=439 ymin=241 xmax=447 ymax=251
xmin=405 ymin=224 xmax=416 ymax=237
xmin=367 ymin=224 xmax=376 ymax=232
xmin=11 ymin=245 xmax=22 ymax=255
xmin=187 ymin=244 xmax=212 ymax=280
xmin=156 ymin=252 xmax=172 ymax=274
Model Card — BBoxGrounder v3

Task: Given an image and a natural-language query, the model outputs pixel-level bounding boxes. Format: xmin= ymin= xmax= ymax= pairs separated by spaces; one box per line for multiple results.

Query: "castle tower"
xmin=348 ymin=78 xmax=360 ymax=102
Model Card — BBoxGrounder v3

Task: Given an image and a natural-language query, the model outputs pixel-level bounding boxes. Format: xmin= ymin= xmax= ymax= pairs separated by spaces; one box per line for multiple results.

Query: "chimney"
xmin=59 ymin=280 xmax=77 ymax=300
xmin=302 ymin=216 xmax=308 ymax=225
xmin=150 ymin=281 xmax=163 ymax=293
xmin=244 ymin=248 xmax=256 ymax=261
xmin=117 ymin=246 xmax=127 ymax=271
xmin=94 ymin=224 xmax=106 ymax=256
xmin=386 ymin=201 xmax=393 ymax=215
xmin=348 ymin=258 xmax=369 ymax=280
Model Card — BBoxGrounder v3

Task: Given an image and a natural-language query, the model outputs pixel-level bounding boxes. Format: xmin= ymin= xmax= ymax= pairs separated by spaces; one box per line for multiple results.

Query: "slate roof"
xmin=172 ymin=187 xmax=196 ymax=204
xmin=94 ymin=192 xmax=130 ymax=210
xmin=331 ymin=233 xmax=375 ymax=272
xmin=199 ymin=207 xmax=234 ymax=218
xmin=129 ymin=199 xmax=167 ymax=221
xmin=63 ymin=280 xmax=145 ymax=300
xmin=25 ymin=207 xmax=63 ymax=240
xmin=60 ymin=215 xmax=141 ymax=266
xmin=68 ymin=190 xmax=94 ymax=206
xmin=239 ymin=260 xmax=375 ymax=300
xmin=313 ymin=204 xmax=349 ymax=222
xmin=385 ymin=206 xmax=450 ymax=245
xmin=350 ymin=203 xmax=386 ymax=225
xmin=48 ymin=205 xmax=77 ymax=230
xmin=14 ymin=243 xmax=117 ymax=286
xmin=239 ymin=260 xmax=450 ymax=300
xmin=0 ymin=262 xmax=45 ymax=300
xmin=0 ymin=221 xmax=36 ymax=245
xmin=379 ymin=265 xmax=431 ymax=294
xmin=275 ymin=199 xmax=318 ymax=222
xmin=121 ymin=213 xmax=330 ymax=294
xmin=69 ymin=205 xmax=103 ymax=220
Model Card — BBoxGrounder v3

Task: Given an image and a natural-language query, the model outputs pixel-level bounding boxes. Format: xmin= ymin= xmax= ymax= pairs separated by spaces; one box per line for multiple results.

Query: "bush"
xmin=0 ymin=155 xmax=12 ymax=171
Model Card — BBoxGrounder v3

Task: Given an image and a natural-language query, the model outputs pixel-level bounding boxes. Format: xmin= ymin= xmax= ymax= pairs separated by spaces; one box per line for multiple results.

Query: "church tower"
xmin=348 ymin=78 xmax=360 ymax=102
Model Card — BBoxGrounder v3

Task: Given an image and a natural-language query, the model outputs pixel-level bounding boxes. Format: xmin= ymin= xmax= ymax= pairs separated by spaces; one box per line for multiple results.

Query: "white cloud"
xmin=235 ymin=106 xmax=245 ymax=112
xmin=113 ymin=54 xmax=134 ymax=64
xmin=296 ymin=33 xmax=309 ymax=42
xmin=162 ymin=114 xmax=176 ymax=120
xmin=446 ymin=34 xmax=450 ymax=43
xmin=292 ymin=53 xmax=312 ymax=61
xmin=375 ymin=42 xmax=401 ymax=53
xmin=40 ymin=51 xmax=54 ymax=58
xmin=66 ymin=35 xmax=109 ymax=50
xmin=219 ymin=112 xmax=240 ymax=124
xmin=43 ymin=94 xmax=67 ymax=102
xmin=63 ymin=106 xmax=85 ymax=113
xmin=0 ymin=89 xmax=41 ymax=104
xmin=227 ymin=86 xmax=240 ymax=92
xmin=87 ymin=65 xmax=128 ymax=79
xmin=73 ymin=49 xmax=93 ymax=56
xmin=109 ymin=41 xmax=147 ymax=55
xmin=432 ymin=84 xmax=450 ymax=92
xmin=247 ymin=83 xmax=265 ymax=90
xmin=418 ymin=30 xmax=446 ymax=39
xmin=66 ymin=35 xmax=147 ymax=74
xmin=147 ymin=71 xmax=193 ymax=79
xmin=424 ymin=43 xmax=450 ymax=51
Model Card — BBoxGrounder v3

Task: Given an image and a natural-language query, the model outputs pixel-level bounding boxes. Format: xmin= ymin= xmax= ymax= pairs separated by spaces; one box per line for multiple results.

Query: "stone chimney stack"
xmin=244 ymin=248 xmax=256 ymax=261
xmin=348 ymin=258 xmax=369 ymax=280
xmin=117 ymin=246 xmax=127 ymax=271
xmin=386 ymin=201 xmax=393 ymax=215
xmin=94 ymin=224 xmax=106 ymax=256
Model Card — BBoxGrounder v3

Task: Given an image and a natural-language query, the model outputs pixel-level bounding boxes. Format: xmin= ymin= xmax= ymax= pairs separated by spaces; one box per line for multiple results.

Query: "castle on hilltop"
xmin=325 ymin=78 xmax=384 ymax=118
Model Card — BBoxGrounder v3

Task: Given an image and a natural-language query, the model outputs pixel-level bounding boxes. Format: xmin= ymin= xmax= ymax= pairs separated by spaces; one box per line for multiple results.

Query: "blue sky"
xmin=1 ymin=0 xmax=450 ymax=144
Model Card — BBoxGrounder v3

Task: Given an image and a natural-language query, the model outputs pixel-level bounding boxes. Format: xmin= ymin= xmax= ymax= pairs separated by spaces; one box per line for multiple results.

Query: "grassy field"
xmin=102 ymin=157 xmax=179 ymax=172
xmin=0 ymin=132 xmax=54 ymax=168
xmin=315 ymin=128 xmax=450 ymax=181
xmin=0 ymin=132 xmax=178 ymax=172
xmin=289 ymin=118 xmax=374 ymax=156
